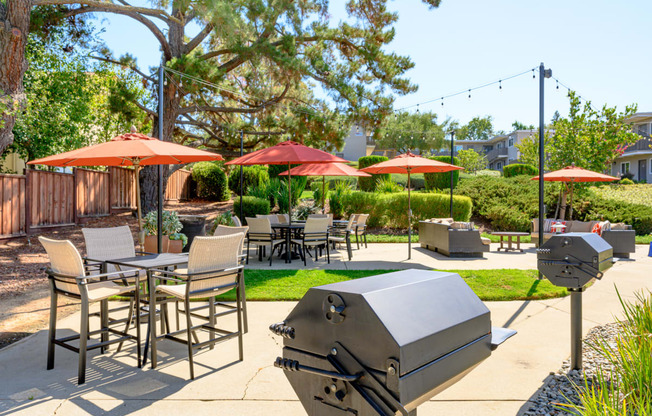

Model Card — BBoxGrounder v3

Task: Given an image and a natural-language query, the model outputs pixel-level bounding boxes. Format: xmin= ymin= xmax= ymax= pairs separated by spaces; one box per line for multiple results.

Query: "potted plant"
xmin=168 ymin=232 xmax=188 ymax=253
xmin=143 ymin=210 xmax=185 ymax=253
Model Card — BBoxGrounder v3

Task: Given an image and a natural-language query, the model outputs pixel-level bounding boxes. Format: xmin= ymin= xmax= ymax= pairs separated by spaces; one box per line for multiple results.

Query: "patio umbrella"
xmin=361 ymin=152 xmax=463 ymax=259
xmin=278 ymin=163 xmax=371 ymax=213
xmin=28 ymin=128 xmax=223 ymax=245
xmin=225 ymin=140 xmax=348 ymax=222
xmin=531 ymin=164 xmax=618 ymax=219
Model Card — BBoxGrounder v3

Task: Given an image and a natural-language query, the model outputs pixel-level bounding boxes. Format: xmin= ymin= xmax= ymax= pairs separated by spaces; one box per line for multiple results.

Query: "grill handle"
xmin=269 ymin=322 xmax=295 ymax=339
xmin=274 ymin=357 xmax=361 ymax=382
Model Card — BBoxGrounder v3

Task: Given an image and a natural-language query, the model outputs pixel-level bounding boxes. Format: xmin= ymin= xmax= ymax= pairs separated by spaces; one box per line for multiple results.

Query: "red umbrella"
xmin=531 ymin=164 xmax=618 ymax=219
xmin=225 ymin=141 xmax=348 ymax=221
xmin=29 ymin=129 xmax=223 ymax=235
xmin=361 ymin=152 xmax=463 ymax=259
xmin=278 ymin=163 xmax=371 ymax=213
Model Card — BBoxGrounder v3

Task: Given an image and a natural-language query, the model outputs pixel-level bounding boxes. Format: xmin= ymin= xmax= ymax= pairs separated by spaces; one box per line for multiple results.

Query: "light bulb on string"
xmin=468 ymin=89 xmax=471 ymax=100
xmin=441 ymin=97 xmax=444 ymax=107
xmin=532 ymin=69 xmax=535 ymax=79
xmin=499 ymin=80 xmax=502 ymax=90
xmin=416 ymin=104 xmax=420 ymax=114
xmin=556 ymin=80 xmax=559 ymax=90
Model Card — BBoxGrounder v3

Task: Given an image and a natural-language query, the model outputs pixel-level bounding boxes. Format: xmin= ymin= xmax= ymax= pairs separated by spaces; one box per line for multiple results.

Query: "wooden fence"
xmin=0 ymin=167 xmax=193 ymax=239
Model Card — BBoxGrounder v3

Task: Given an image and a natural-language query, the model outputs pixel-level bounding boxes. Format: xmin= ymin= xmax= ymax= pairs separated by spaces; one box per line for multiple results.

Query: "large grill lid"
xmin=281 ymin=269 xmax=491 ymax=375
xmin=271 ymin=270 xmax=515 ymax=416
xmin=537 ymin=232 xmax=614 ymax=289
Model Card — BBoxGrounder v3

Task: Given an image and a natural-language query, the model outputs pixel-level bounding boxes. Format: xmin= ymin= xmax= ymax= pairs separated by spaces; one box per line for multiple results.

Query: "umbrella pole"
xmin=569 ymin=181 xmax=574 ymax=220
xmin=322 ymin=175 xmax=326 ymax=214
xmin=288 ymin=162 xmax=292 ymax=224
xmin=408 ymin=169 xmax=412 ymax=260
xmin=134 ymin=162 xmax=142 ymax=233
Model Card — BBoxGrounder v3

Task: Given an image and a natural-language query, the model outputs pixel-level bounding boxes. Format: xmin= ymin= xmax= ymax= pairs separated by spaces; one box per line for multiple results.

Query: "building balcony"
xmin=486 ymin=147 xmax=508 ymax=161
xmin=623 ymin=138 xmax=652 ymax=154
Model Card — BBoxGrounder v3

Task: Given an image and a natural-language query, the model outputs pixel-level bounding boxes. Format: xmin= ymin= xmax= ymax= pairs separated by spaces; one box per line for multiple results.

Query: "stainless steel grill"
xmin=537 ymin=232 xmax=615 ymax=370
xmin=270 ymin=269 xmax=516 ymax=416
xmin=537 ymin=232 xmax=614 ymax=289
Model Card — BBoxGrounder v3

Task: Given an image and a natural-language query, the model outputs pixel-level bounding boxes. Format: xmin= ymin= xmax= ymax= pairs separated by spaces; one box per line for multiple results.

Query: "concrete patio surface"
xmin=0 ymin=244 xmax=650 ymax=416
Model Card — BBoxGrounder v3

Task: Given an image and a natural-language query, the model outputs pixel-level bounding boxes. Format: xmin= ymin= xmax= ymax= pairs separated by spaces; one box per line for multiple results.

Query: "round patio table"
xmin=491 ymin=231 xmax=530 ymax=253
xmin=271 ymin=223 xmax=305 ymax=263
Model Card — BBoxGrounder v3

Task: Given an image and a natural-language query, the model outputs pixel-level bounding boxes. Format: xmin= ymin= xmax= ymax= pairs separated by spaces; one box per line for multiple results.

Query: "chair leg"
xmin=241 ymin=282 xmax=248 ymax=334
xmin=78 ymin=300 xmax=89 ymax=385
xmin=184 ymin=298 xmax=195 ymax=380
xmin=175 ymin=301 xmax=180 ymax=331
xmin=236 ymin=283 xmax=244 ymax=362
xmin=116 ymin=298 xmax=135 ymax=353
xmin=356 ymin=233 xmax=360 ymax=250
xmin=208 ymin=297 xmax=216 ymax=350
xmin=246 ymin=241 xmax=250 ymax=265
xmin=364 ymin=232 xmax=368 ymax=248
xmin=326 ymin=242 xmax=330 ymax=264
xmin=302 ymin=243 xmax=307 ymax=266
xmin=135 ymin=286 xmax=141 ymax=368
xmin=47 ymin=289 xmax=57 ymax=371
xmin=346 ymin=237 xmax=352 ymax=261
xmin=269 ymin=244 xmax=274 ymax=266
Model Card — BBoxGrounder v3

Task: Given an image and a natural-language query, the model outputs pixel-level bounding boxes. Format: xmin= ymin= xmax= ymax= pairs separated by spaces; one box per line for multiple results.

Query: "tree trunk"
xmin=0 ymin=0 xmax=30 ymax=154
xmin=559 ymin=186 xmax=568 ymax=220
xmin=140 ymin=7 xmax=184 ymax=212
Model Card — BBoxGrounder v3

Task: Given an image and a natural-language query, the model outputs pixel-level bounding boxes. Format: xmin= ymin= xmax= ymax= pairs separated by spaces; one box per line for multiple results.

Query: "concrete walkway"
xmin=0 ymin=244 xmax=650 ymax=415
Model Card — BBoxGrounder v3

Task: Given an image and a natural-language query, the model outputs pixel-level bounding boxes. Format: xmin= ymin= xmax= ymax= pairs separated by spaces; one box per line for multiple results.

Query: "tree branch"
xmin=31 ymin=0 xmax=180 ymax=24
xmin=89 ymin=54 xmax=156 ymax=82
xmin=184 ymin=23 xmax=213 ymax=54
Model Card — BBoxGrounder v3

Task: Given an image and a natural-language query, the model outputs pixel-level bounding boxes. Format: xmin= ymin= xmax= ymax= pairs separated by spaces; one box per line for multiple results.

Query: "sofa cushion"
xmin=480 ymin=237 xmax=491 ymax=245
xmin=432 ymin=218 xmax=454 ymax=224
xmin=610 ymin=222 xmax=628 ymax=230
xmin=450 ymin=221 xmax=472 ymax=230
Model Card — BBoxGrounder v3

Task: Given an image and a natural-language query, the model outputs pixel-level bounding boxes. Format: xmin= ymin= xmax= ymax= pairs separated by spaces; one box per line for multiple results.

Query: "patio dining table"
xmin=103 ymin=252 xmax=189 ymax=368
xmin=271 ymin=223 xmax=305 ymax=263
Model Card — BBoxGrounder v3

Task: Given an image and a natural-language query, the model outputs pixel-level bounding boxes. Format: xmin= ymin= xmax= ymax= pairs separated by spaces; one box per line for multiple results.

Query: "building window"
xmin=508 ymin=137 xmax=514 ymax=147
xmin=621 ymin=162 xmax=630 ymax=175
xmin=649 ymin=159 xmax=652 ymax=174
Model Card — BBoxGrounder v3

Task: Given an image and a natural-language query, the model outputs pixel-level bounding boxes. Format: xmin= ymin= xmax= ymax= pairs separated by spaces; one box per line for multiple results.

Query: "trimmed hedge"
xmin=424 ymin=156 xmax=460 ymax=191
xmin=503 ymin=163 xmax=538 ymax=178
xmin=268 ymin=164 xmax=308 ymax=198
xmin=358 ymin=156 xmax=390 ymax=191
xmin=228 ymin=165 xmax=269 ymax=196
xmin=191 ymin=162 xmax=230 ymax=201
xmin=234 ymin=196 xmax=270 ymax=224
xmin=340 ymin=191 xmax=472 ymax=228
xmin=574 ymin=195 xmax=652 ymax=235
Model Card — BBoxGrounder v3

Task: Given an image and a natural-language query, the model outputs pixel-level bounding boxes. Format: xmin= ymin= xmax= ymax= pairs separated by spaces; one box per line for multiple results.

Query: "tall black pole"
xmin=538 ymin=63 xmax=547 ymax=250
xmin=450 ymin=131 xmax=455 ymax=218
xmin=288 ymin=161 xmax=292 ymax=225
xmin=157 ymin=64 xmax=164 ymax=253
xmin=407 ymin=169 xmax=412 ymax=260
xmin=239 ymin=131 xmax=244 ymax=222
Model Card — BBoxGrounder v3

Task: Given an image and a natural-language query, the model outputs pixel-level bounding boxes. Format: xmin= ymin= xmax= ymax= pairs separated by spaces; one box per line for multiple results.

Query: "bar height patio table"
xmin=103 ymin=253 xmax=189 ymax=368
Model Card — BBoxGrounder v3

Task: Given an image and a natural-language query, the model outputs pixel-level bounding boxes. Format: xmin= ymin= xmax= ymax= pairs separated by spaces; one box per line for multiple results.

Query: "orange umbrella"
xmin=29 ymin=130 xmax=223 ymax=232
xmin=531 ymin=164 xmax=618 ymax=219
xmin=361 ymin=152 xmax=463 ymax=259
xmin=226 ymin=141 xmax=348 ymax=221
xmin=278 ymin=163 xmax=371 ymax=213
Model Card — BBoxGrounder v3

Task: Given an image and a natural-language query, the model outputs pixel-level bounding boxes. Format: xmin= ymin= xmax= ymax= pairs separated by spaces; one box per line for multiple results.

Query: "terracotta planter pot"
xmin=144 ymin=235 xmax=169 ymax=253
xmin=167 ymin=239 xmax=183 ymax=253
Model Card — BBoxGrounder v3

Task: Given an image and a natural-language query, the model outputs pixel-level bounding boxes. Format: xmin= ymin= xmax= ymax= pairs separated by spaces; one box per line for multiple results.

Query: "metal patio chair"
xmin=353 ymin=213 xmax=369 ymax=249
xmin=328 ymin=215 xmax=355 ymax=261
xmin=151 ymin=233 xmax=245 ymax=379
xmin=39 ymin=236 xmax=141 ymax=385
xmin=245 ymin=217 xmax=285 ymax=265
xmin=292 ymin=217 xmax=330 ymax=266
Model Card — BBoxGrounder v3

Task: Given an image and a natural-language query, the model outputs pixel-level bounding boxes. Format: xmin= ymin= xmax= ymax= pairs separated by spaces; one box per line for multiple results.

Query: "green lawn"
xmin=365 ymin=232 xmax=651 ymax=244
xmin=300 ymin=190 xmax=314 ymax=199
xmin=215 ymin=268 xmax=566 ymax=302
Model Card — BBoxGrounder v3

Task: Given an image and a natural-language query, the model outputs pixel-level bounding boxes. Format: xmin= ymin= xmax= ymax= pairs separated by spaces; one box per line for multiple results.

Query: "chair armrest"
xmin=149 ymin=265 xmax=244 ymax=280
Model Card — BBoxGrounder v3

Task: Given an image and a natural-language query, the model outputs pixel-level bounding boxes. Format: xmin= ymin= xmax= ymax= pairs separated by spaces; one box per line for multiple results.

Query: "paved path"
xmin=0 ymin=244 xmax=650 ymax=415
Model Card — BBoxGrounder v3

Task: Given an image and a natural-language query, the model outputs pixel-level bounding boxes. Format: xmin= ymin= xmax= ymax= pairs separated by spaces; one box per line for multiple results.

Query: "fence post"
xmin=73 ymin=168 xmax=78 ymax=225
xmin=24 ymin=168 xmax=32 ymax=235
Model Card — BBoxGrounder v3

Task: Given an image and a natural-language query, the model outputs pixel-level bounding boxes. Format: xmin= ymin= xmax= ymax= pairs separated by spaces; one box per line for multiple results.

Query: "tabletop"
xmin=491 ymin=231 xmax=530 ymax=236
xmin=271 ymin=223 xmax=305 ymax=229
xmin=104 ymin=253 xmax=189 ymax=269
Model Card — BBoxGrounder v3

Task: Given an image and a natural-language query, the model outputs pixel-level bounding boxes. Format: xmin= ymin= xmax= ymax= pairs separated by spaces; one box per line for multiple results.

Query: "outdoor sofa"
xmin=419 ymin=218 xmax=490 ymax=258
xmin=531 ymin=219 xmax=635 ymax=258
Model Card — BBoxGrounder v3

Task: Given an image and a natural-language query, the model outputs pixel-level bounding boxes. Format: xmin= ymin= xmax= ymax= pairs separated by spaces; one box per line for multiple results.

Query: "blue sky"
xmin=95 ymin=0 xmax=651 ymax=132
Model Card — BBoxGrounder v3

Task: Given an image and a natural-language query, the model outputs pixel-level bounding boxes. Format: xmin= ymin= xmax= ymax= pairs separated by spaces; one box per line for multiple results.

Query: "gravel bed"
xmin=522 ymin=322 xmax=621 ymax=415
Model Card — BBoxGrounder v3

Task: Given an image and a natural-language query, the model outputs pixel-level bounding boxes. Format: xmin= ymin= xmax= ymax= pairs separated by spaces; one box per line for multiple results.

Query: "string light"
xmin=532 ymin=69 xmax=535 ymax=79
xmin=416 ymin=104 xmax=420 ymax=114
xmin=468 ymin=89 xmax=471 ymax=100
xmin=499 ymin=80 xmax=502 ymax=90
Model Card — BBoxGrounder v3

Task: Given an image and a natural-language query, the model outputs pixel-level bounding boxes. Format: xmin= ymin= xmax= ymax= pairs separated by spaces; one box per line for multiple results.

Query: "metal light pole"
xmin=538 ymin=63 xmax=552 ymax=250
xmin=157 ymin=64 xmax=165 ymax=253
xmin=240 ymin=131 xmax=244 ymax=222
xmin=449 ymin=130 xmax=455 ymax=218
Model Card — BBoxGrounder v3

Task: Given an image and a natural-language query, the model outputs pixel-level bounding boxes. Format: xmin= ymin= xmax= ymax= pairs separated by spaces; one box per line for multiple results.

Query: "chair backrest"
xmin=82 ymin=226 xmax=136 ymax=273
xmin=246 ymin=217 xmax=272 ymax=234
xmin=356 ymin=214 xmax=369 ymax=227
xmin=304 ymin=217 xmax=329 ymax=234
xmin=345 ymin=215 xmax=357 ymax=231
xmin=213 ymin=225 xmax=249 ymax=255
xmin=187 ymin=234 xmax=244 ymax=296
xmin=232 ymin=216 xmax=242 ymax=227
xmin=277 ymin=214 xmax=289 ymax=224
xmin=257 ymin=214 xmax=279 ymax=224
xmin=38 ymin=236 xmax=85 ymax=295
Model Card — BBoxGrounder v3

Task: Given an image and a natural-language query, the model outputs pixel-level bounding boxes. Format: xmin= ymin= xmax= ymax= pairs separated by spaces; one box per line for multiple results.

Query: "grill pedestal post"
xmin=569 ymin=287 xmax=584 ymax=370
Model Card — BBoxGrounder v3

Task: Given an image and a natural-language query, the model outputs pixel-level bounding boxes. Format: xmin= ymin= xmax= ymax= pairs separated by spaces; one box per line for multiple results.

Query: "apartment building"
xmin=611 ymin=112 xmax=652 ymax=181
xmin=453 ymin=129 xmax=537 ymax=171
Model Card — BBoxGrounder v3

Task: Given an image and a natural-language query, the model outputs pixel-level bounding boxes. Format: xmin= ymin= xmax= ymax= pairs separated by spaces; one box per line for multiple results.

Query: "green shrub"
xmin=574 ymin=195 xmax=652 ymax=235
xmin=329 ymin=181 xmax=353 ymax=218
xmin=276 ymin=180 xmax=304 ymax=214
xmin=485 ymin=205 xmax=531 ymax=232
xmin=191 ymin=161 xmax=230 ymax=201
xmin=424 ymin=156 xmax=460 ymax=191
xmin=375 ymin=178 xmax=403 ymax=193
xmin=210 ymin=210 xmax=236 ymax=234
xmin=502 ymin=163 xmax=538 ymax=178
xmin=233 ymin=196 xmax=270 ymax=224
xmin=358 ymin=156 xmax=390 ymax=191
xmin=620 ymin=178 xmax=635 ymax=185
xmin=312 ymin=180 xmax=328 ymax=208
xmin=228 ymin=165 xmax=269 ymax=196
xmin=340 ymin=192 xmax=472 ymax=228
xmin=326 ymin=177 xmax=358 ymax=190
